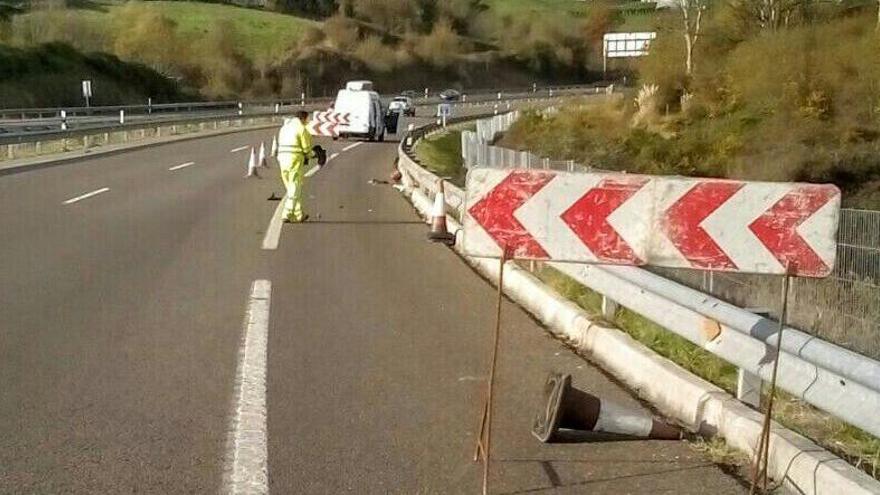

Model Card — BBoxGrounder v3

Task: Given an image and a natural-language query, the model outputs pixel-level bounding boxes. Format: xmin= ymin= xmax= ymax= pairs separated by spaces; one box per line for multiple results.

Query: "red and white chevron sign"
xmin=307 ymin=110 xmax=351 ymax=136
xmin=463 ymin=169 xmax=841 ymax=277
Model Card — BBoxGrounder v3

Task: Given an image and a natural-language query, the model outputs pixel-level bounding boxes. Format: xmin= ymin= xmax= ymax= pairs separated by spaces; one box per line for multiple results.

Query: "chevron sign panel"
xmin=463 ymin=169 xmax=841 ymax=277
xmin=307 ymin=110 xmax=351 ymax=137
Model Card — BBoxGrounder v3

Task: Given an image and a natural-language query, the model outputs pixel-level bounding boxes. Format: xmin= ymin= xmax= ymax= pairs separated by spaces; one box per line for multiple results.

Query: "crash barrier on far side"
xmin=396 ymin=112 xmax=880 ymax=495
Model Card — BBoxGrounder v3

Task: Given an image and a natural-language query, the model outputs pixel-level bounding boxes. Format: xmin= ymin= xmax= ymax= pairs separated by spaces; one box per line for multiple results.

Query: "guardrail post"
xmin=532 ymin=83 xmax=537 ymax=93
xmin=497 ymin=91 xmax=502 ymax=100
xmin=60 ymin=110 xmax=68 ymax=131
xmin=406 ymin=124 xmax=415 ymax=147
xmin=549 ymin=88 xmax=554 ymax=97
xmin=300 ymin=93 xmax=305 ymax=107
xmin=737 ymin=308 xmax=770 ymax=409
xmin=119 ymin=110 xmax=125 ymax=125
xmin=275 ymin=103 xmax=280 ymax=114
xmin=238 ymin=102 xmax=243 ymax=116
xmin=493 ymin=104 xmax=498 ymax=115
xmin=424 ymin=88 xmax=429 ymax=99
xmin=148 ymin=97 xmax=153 ymax=115
xmin=601 ymin=296 xmax=618 ymax=321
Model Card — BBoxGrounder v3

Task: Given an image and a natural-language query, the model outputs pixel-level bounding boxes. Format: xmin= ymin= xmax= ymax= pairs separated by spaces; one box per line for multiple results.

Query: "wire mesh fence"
xmin=461 ymin=111 xmax=880 ymax=360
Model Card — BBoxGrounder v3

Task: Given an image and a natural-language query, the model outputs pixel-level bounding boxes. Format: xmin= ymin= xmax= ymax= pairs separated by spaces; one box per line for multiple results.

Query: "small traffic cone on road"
xmin=532 ymin=373 xmax=682 ymax=443
xmin=258 ymin=142 xmax=268 ymax=168
xmin=245 ymin=147 xmax=259 ymax=178
xmin=270 ymin=136 xmax=278 ymax=157
xmin=427 ymin=180 xmax=456 ymax=245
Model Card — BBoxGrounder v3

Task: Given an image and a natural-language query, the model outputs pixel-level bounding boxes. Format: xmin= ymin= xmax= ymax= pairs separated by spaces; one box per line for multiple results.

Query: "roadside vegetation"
xmin=0 ymin=0 xmax=652 ymax=106
xmin=414 ymin=129 xmax=466 ymax=185
xmin=0 ymin=42 xmax=191 ymax=107
xmin=500 ymin=7 xmax=880 ymax=207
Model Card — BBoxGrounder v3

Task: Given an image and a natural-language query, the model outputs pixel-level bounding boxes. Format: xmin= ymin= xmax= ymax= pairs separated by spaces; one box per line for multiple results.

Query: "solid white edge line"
xmin=342 ymin=142 xmax=362 ymax=152
xmin=168 ymin=161 xmax=195 ymax=171
xmin=225 ymin=280 xmax=271 ymax=495
xmin=230 ymin=146 xmax=250 ymax=153
xmin=62 ymin=187 xmax=110 ymax=205
xmin=261 ymin=200 xmax=285 ymax=250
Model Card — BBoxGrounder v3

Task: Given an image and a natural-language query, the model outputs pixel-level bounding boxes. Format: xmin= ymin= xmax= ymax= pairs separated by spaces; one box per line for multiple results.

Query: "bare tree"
xmin=730 ymin=0 xmax=807 ymax=31
xmin=678 ymin=0 xmax=706 ymax=76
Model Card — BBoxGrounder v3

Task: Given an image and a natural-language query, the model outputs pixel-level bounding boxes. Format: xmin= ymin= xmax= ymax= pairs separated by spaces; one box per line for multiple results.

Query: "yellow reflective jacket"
xmin=277 ymin=118 xmax=313 ymax=169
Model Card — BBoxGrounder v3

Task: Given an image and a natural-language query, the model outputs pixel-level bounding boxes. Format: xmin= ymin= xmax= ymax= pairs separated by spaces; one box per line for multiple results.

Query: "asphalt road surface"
xmin=0 ymin=120 xmax=748 ymax=493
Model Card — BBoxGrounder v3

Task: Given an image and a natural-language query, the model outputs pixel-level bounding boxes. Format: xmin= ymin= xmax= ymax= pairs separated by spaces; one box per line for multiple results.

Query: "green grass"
xmin=141 ymin=1 xmax=316 ymax=65
xmin=9 ymin=0 xmax=317 ymax=65
xmin=414 ymin=129 xmax=467 ymax=186
xmin=483 ymin=0 xmax=590 ymax=19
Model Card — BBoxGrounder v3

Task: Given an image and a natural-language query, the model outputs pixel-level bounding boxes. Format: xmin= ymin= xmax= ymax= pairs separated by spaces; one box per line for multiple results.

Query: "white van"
xmin=334 ymin=80 xmax=386 ymax=141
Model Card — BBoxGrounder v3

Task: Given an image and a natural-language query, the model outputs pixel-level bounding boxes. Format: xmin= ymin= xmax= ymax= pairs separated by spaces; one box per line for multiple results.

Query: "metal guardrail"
xmin=401 ymin=110 xmax=880 ymax=439
xmin=460 ymin=107 xmax=880 ymax=363
xmin=0 ymin=84 xmax=601 ymax=142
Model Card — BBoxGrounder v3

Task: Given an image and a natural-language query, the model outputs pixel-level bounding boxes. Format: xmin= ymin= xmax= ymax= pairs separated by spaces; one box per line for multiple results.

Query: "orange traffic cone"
xmin=532 ymin=373 xmax=682 ymax=443
xmin=258 ymin=142 xmax=268 ymax=168
xmin=245 ymin=147 xmax=259 ymax=178
xmin=428 ymin=181 xmax=455 ymax=245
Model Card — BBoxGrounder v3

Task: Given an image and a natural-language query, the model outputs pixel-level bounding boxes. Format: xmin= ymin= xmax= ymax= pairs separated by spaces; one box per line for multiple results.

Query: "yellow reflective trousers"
xmin=280 ymin=156 xmax=305 ymax=222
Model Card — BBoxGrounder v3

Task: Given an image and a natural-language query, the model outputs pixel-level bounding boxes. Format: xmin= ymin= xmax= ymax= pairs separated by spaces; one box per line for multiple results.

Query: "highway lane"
xmin=0 ymin=120 xmax=746 ymax=493
xmin=0 ymin=128 xmax=344 ymax=493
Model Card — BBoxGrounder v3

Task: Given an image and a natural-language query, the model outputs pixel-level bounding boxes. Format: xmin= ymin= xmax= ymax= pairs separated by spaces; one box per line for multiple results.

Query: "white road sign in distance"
xmin=603 ymin=32 xmax=656 ymax=58
xmin=463 ymin=169 xmax=841 ymax=278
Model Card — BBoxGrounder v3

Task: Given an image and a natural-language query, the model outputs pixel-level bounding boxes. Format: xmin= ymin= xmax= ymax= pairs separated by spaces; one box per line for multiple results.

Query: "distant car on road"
xmin=388 ymin=96 xmax=415 ymax=117
xmin=440 ymin=89 xmax=461 ymax=101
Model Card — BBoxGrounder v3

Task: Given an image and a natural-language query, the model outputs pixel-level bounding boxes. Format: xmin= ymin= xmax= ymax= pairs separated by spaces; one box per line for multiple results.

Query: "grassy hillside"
xmin=0 ymin=0 xmax=643 ymax=104
xmin=0 ymin=42 xmax=191 ymax=107
xmin=5 ymin=0 xmax=317 ymax=66
xmin=501 ymin=13 xmax=880 ymax=209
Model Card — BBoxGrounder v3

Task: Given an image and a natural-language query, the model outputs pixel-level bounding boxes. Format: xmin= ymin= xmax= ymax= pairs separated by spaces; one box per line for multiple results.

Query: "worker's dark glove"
xmin=313 ymin=145 xmax=328 ymax=166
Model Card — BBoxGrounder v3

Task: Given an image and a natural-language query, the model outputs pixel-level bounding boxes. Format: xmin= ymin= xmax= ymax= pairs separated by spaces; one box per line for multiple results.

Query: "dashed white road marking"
xmin=342 ymin=142 xmax=362 ymax=152
xmin=225 ymin=280 xmax=271 ymax=495
xmin=230 ymin=146 xmax=250 ymax=153
xmin=62 ymin=187 xmax=110 ymax=205
xmin=168 ymin=161 xmax=195 ymax=171
xmin=261 ymin=200 xmax=285 ymax=251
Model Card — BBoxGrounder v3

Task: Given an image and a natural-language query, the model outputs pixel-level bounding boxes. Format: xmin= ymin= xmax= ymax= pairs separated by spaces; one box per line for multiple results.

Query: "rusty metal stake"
xmin=749 ymin=270 xmax=791 ymax=495
xmin=474 ymin=251 xmax=508 ymax=495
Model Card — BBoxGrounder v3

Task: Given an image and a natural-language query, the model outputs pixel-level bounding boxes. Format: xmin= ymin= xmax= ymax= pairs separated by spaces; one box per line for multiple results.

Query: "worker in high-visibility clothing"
xmin=276 ymin=110 xmax=315 ymax=223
